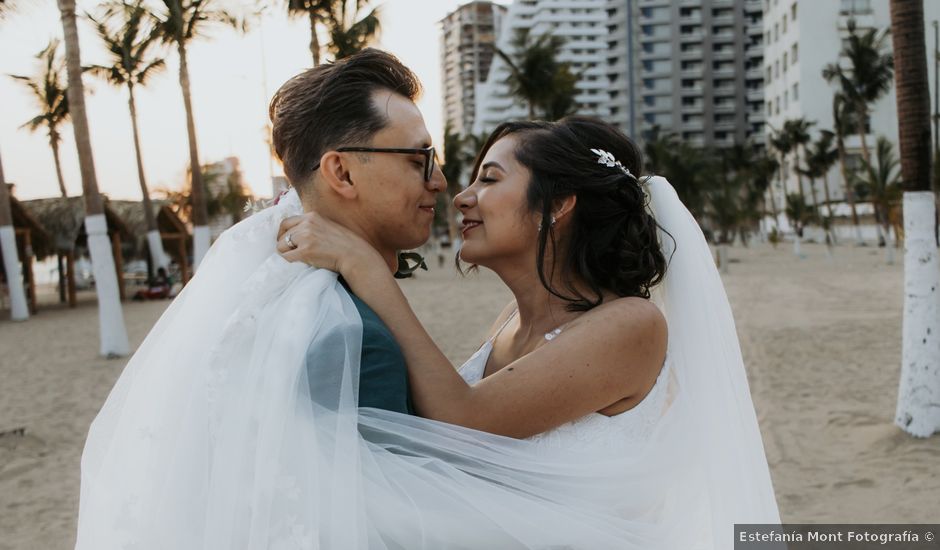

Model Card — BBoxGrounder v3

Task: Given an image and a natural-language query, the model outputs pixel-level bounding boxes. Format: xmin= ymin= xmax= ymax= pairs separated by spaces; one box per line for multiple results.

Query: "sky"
xmin=0 ymin=0 xmax=506 ymax=201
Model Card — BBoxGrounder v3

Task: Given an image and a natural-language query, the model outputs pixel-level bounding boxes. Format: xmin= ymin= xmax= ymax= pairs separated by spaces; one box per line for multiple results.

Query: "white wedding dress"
xmin=74 ymin=176 xmax=779 ymax=550
xmin=458 ymin=313 xmax=674 ymax=451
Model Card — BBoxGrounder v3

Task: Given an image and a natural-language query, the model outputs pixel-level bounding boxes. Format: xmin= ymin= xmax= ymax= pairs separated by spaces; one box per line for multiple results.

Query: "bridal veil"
xmin=75 ymin=176 xmax=779 ymax=549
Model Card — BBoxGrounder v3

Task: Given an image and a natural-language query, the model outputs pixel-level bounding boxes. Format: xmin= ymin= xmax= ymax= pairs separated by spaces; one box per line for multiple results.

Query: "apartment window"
xmin=782 ymin=14 xmax=787 ymax=33
xmin=766 ymin=31 xmax=772 ymax=45
xmin=766 ymin=101 xmax=773 ymax=114
xmin=840 ymin=0 xmax=872 ymax=15
xmin=642 ymin=43 xmax=654 ymax=53
xmin=792 ymin=82 xmax=799 ymax=101
xmin=783 ymin=52 xmax=788 ymax=71
xmin=791 ymin=2 xmax=797 ymax=19
xmin=774 ymin=23 xmax=779 ymax=42
xmin=792 ymin=43 xmax=799 ymax=63
xmin=766 ymin=65 xmax=773 ymax=82
xmin=775 ymin=60 xmax=780 ymax=78
xmin=784 ymin=90 xmax=789 ymax=109
xmin=775 ymin=96 xmax=780 ymax=114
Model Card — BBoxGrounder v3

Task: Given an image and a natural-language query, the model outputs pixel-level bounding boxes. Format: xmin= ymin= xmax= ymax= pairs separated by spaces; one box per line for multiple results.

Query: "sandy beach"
xmin=1 ymin=241 xmax=938 ymax=549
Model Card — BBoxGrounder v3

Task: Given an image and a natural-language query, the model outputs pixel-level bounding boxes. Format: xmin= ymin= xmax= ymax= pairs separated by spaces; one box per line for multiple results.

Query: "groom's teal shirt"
xmin=304 ymin=279 xmax=415 ymax=415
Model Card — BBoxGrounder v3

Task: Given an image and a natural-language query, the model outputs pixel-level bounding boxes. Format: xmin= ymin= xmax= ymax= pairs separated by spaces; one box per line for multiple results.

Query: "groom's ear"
xmin=318 ymin=151 xmax=359 ymax=200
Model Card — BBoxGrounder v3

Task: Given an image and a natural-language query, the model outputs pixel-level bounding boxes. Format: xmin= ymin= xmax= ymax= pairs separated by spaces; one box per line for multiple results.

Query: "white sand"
xmin=1 ymin=242 xmax=937 ymax=549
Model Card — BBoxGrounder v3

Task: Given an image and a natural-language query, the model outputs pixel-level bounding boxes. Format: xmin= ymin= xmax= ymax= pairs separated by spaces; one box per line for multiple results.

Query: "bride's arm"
xmin=279 ymin=214 xmax=667 ymax=439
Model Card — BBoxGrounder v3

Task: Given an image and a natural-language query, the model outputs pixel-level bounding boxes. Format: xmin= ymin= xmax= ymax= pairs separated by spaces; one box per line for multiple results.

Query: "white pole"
xmin=895 ymin=191 xmax=940 ymax=437
xmin=0 ymin=225 xmax=28 ymax=320
xmin=85 ymin=214 xmax=130 ymax=357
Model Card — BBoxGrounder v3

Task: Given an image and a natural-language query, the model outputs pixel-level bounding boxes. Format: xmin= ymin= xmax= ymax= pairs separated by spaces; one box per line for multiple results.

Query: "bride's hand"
xmin=276 ymin=212 xmax=381 ymax=275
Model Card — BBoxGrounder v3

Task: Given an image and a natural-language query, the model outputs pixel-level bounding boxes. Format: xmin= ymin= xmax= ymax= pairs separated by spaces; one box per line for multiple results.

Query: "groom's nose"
xmin=426 ymin=164 xmax=446 ymax=193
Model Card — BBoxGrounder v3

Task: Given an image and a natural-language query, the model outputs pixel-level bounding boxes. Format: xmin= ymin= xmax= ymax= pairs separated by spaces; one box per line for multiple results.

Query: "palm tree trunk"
xmin=50 ymin=138 xmax=68 ymax=198
xmin=0 ymin=149 xmax=29 ymax=320
xmin=809 ymin=177 xmax=821 ymax=221
xmin=127 ymin=83 xmax=168 ymax=275
xmin=57 ymin=0 xmax=129 ymax=357
xmin=821 ymin=170 xmax=836 ymax=244
xmin=856 ymin=107 xmax=872 ymax=167
xmin=795 ymin=149 xmax=806 ymax=203
xmin=836 ymin=135 xmax=863 ymax=243
xmin=176 ymin=41 xmax=210 ymax=270
xmin=308 ymin=10 xmax=321 ymax=66
xmin=890 ymin=0 xmax=940 ymax=437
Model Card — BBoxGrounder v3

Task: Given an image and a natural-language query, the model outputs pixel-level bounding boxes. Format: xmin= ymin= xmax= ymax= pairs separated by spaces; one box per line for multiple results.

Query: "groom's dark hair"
xmin=269 ymin=49 xmax=422 ymax=195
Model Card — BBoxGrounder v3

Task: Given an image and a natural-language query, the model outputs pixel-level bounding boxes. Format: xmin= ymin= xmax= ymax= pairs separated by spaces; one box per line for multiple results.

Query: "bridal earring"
xmin=537 ymin=215 xmax=557 ymax=232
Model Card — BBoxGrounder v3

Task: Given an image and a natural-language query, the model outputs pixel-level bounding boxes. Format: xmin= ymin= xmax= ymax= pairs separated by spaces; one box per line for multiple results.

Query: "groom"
xmin=268 ymin=49 xmax=445 ymax=415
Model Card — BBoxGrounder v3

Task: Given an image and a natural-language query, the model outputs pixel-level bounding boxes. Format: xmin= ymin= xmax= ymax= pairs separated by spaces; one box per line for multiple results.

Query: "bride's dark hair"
xmin=467 ymin=116 xmax=668 ymax=312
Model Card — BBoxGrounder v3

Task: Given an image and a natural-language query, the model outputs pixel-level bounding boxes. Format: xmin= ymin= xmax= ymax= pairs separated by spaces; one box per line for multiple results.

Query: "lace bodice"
xmin=457 ymin=339 xmax=671 ymax=450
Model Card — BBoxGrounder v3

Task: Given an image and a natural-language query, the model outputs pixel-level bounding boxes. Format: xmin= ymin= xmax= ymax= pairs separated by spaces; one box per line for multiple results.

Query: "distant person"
xmin=132 ymin=267 xmax=172 ymax=301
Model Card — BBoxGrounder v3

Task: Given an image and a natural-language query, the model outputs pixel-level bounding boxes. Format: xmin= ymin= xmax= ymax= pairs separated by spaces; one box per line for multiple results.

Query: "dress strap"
xmin=488 ymin=308 xmax=518 ymax=343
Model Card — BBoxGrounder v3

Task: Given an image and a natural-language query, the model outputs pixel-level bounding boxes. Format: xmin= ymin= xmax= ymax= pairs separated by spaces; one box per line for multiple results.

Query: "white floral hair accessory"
xmin=590 ymin=148 xmax=635 ymax=179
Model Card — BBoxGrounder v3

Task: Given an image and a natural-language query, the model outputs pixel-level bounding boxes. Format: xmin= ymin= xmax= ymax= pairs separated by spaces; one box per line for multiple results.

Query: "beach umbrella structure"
xmin=107 ymin=199 xmax=191 ymax=285
xmin=21 ymin=197 xmax=131 ymax=308
xmin=0 ymin=185 xmax=52 ymax=315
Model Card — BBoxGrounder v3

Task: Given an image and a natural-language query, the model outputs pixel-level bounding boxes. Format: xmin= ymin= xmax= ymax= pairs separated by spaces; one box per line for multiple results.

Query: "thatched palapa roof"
xmin=20 ymin=196 xmax=132 ymax=258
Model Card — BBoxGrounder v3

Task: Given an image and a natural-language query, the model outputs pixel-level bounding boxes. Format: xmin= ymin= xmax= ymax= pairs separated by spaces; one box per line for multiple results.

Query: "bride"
xmin=75 ymin=116 xmax=779 ymax=549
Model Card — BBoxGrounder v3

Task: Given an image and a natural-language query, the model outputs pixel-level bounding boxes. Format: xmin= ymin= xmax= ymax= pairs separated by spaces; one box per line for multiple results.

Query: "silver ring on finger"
xmin=286 ymin=232 xmax=298 ymax=250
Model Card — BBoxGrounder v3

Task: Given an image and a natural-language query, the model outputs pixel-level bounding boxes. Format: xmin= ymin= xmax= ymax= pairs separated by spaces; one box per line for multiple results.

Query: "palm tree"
xmin=860 ymin=136 xmax=902 ymax=261
xmin=811 ymin=132 xmax=840 ymax=225
xmin=822 ymin=18 xmax=894 ymax=166
xmin=87 ymin=0 xmax=168 ymax=276
xmin=644 ymin=129 xmax=712 ymax=220
xmin=748 ymin=148 xmax=779 ymax=240
xmin=151 ymin=0 xmax=243 ymax=271
xmin=768 ymin=130 xmax=792 ymax=230
xmin=286 ymin=0 xmax=330 ymax=65
xmin=10 ymin=40 xmax=71 ymax=198
xmin=833 ymin=92 xmax=864 ymax=244
xmin=56 ymin=0 xmax=130 ymax=357
xmin=782 ymin=118 xmax=814 ymax=204
xmin=0 ymin=0 xmax=29 ymax=320
xmin=889 ymin=0 xmax=939 ymax=438
xmin=323 ymin=0 xmax=380 ymax=60
xmin=440 ymin=125 xmax=469 ymax=242
xmin=496 ymin=29 xmax=569 ymax=119
xmin=784 ymin=192 xmax=809 ymax=257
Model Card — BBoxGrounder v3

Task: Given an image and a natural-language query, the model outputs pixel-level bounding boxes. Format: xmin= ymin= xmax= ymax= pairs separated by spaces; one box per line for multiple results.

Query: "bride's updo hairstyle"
xmin=468 ymin=116 xmax=668 ymax=311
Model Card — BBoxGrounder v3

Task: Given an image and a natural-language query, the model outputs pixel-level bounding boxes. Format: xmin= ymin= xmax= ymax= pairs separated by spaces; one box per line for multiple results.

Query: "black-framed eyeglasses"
xmin=312 ymin=146 xmax=438 ymax=182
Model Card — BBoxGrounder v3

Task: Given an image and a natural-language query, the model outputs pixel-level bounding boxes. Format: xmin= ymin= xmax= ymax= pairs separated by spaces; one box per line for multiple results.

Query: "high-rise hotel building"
xmin=440 ymin=2 xmax=508 ymax=136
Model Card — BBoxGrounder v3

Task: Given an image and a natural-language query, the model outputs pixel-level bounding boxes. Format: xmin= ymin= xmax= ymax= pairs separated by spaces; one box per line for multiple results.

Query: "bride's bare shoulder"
xmin=569 ymin=296 xmax=667 ymax=347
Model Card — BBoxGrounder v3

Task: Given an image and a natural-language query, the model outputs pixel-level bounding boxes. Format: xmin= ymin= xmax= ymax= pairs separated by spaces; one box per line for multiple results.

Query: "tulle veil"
xmin=74 ymin=176 xmax=779 ymax=549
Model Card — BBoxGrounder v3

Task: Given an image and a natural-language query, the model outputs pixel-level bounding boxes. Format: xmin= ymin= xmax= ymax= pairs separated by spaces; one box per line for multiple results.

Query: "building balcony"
xmin=680 ymin=86 xmax=704 ymax=96
xmin=713 ymin=85 xmax=736 ymax=96
xmin=681 ymin=119 xmax=705 ymax=131
xmin=640 ymin=49 xmax=673 ymax=61
xmin=747 ymin=89 xmax=763 ymax=102
xmin=749 ymin=111 xmax=766 ymax=123
xmin=679 ymin=31 xmax=704 ymax=43
xmin=678 ymin=14 xmax=702 ymax=25
xmin=712 ymin=31 xmax=735 ymax=43
xmin=714 ymin=119 xmax=739 ymax=131
xmin=744 ymin=0 xmax=762 ymax=12
xmin=746 ymin=44 xmax=764 ymax=57
xmin=713 ymin=48 xmax=735 ymax=60
xmin=714 ymin=103 xmax=736 ymax=114
xmin=745 ymin=67 xmax=764 ymax=80
xmin=679 ymin=48 xmax=704 ymax=60
xmin=681 ymin=102 xmax=704 ymax=114
xmin=712 ymin=67 xmax=736 ymax=79
xmin=712 ymin=14 xmax=735 ymax=26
